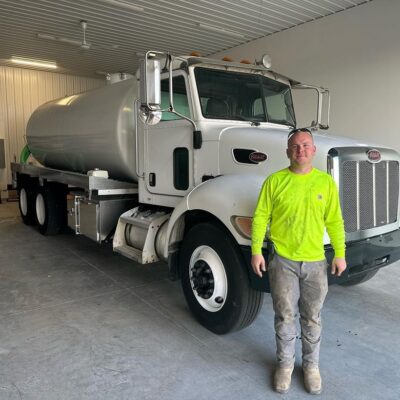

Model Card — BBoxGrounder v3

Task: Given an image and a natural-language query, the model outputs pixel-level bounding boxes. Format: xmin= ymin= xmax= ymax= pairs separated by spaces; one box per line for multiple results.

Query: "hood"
xmin=215 ymin=124 xmax=393 ymax=176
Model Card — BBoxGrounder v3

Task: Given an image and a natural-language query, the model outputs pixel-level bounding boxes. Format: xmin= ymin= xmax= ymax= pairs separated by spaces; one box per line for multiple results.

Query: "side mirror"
xmin=139 ymin=52 xmax=162 ymax=125
xmin=292 ymin=84 xmax=330 ymax=130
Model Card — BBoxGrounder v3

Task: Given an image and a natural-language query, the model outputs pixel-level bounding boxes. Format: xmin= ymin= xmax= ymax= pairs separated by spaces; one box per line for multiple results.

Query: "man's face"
xmin=286 ymin=131 xmax=316 ymax=168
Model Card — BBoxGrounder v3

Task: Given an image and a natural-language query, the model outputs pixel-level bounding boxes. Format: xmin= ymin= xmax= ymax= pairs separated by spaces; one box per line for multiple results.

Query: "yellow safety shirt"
xmin=251 ymin=167 xmax=345 ymax=261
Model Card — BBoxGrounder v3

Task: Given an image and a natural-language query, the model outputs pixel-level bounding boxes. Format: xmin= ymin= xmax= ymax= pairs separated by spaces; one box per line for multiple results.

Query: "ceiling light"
xmin=197 ymin=23 xmax=245 ymax=39
xmin=11 ymin=56 xmax=57 ymax=69
xmin=101 ymin=0 xmax=144 ymax=12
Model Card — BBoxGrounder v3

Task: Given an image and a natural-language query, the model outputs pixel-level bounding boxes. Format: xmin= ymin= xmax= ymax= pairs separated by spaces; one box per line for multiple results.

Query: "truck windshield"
xmin=195 ymin=67 xmax=295 ymax=126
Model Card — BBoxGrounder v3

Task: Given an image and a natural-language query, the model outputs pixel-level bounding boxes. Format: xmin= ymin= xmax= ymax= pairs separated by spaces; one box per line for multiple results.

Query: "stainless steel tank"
xmin=27 ymin=78 xmax=138 ymax=182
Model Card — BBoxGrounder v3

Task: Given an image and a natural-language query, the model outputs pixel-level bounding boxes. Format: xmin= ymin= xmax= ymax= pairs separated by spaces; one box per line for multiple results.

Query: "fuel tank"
xmin=26 ymin=78 xmax=138 ymax=182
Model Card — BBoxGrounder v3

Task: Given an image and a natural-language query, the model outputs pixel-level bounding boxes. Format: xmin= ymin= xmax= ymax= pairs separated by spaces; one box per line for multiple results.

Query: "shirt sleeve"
xmin=251 ymin=178 xmax=273 ymax=255
xmin=325 ymin=177 xmax=346 ymax=258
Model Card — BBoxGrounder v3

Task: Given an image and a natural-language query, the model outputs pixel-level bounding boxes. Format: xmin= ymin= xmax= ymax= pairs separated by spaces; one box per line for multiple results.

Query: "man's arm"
xmin=325 ymin=178 xmax=347 ymax=276
xmin=251 ymin=179 xmax=273 ymax=277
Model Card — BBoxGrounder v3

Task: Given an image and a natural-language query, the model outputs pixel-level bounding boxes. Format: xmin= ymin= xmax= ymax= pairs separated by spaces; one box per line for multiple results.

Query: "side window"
xmin=161 ymin=76 xmax=190 ymax=121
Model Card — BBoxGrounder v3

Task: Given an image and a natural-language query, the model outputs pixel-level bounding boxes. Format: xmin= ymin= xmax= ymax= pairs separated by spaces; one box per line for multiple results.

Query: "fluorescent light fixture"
xmin=11 ymin=56 xmax=57 ymax=69
xmin=101 ymin=0 xmax=144 ymax=12
xmin=197 ymin=23 xmax=245 ymax=39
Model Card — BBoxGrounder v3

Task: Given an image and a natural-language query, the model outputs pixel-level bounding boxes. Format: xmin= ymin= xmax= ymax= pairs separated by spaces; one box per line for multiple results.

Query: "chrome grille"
xmin=389 ymin=161 xmax=400 ymax=223
xmin=375 ymin=162 xmax=388 ymax=227
xmin=342 ymin=160 xmax=399 ymax=233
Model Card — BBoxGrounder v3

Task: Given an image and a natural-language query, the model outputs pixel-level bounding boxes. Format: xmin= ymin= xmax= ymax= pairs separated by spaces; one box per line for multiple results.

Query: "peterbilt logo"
xmin=249 ymin=152 xmax=268 ymax=163
xmin=367 ymin=149 xmax=381 ymax=163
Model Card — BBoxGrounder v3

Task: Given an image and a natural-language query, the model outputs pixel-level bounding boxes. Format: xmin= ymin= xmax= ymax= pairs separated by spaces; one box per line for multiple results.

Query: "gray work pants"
xmin=268 ymin=254 xmax=328 ymax=369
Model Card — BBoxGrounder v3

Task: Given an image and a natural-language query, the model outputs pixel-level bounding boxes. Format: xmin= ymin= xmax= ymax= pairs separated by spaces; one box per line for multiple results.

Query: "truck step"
xmin=114 ymin=245 xmax=143 ymax=263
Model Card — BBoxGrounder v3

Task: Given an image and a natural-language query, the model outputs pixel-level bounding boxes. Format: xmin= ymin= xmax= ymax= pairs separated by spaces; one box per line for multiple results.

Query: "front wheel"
xmin=180 ymin=222 xmax=264 ymax=334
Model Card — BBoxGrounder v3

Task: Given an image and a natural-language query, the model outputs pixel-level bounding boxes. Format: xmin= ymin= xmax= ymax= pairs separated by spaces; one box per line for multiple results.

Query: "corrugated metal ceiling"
xmin=0 ymin=0 xmax=370 ymax=78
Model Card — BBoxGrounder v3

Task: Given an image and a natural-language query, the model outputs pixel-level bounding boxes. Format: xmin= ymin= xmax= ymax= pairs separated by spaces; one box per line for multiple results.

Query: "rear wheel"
xmin=18 ymin=178 xmax=37 ymax=225
xmin=35 ymin=184 xmax=67 ymax=235
xmin=340 ymin=269 xmax=379 ymax=286
xmin=180 ymin=222 xmax=264 ymax=334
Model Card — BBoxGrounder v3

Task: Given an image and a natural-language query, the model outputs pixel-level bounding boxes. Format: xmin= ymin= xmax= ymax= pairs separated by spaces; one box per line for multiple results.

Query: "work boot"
xmin=303 ymin=367 xmax=322 ymax=395
xmin=274 ymin=366 xmax=294 ymax=394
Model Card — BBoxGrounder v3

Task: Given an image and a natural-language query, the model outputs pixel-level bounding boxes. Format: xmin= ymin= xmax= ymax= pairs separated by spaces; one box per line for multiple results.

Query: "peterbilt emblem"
xmin=249 ymin=152 xmax=268 ymax=163
xmin=367 ymin=149 xmax=381 ymax=163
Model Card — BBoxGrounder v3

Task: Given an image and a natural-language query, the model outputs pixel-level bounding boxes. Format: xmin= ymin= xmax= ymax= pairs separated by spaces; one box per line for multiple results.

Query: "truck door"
xmin=145 ymin=73 xmax=193 ymax=197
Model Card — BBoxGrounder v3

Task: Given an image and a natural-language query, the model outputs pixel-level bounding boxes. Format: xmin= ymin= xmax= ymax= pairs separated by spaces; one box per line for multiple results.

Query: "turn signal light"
xmin=232 ymin=216 xmax=252 ymax=239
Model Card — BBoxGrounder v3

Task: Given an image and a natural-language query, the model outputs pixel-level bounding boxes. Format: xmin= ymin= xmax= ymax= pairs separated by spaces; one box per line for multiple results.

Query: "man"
xmin=251 ymin=128 xmax=346 ymax=395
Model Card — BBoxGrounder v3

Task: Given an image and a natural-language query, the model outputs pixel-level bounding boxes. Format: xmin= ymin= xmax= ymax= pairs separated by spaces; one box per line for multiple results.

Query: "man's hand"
xmin=331 ymin=257 xmax=347 ymax=277
xmin=251 ymin=254 xmax=267 ymax=278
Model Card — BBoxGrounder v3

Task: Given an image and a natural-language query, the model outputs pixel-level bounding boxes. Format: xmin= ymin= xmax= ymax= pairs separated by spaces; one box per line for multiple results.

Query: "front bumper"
xmin=241 ymin=228 xmax=400 ymax=293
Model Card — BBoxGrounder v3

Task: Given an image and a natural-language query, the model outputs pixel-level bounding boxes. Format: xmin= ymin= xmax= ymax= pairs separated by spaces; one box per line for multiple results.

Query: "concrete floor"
xmin=0 ymin=201 xmax=399 ymax=400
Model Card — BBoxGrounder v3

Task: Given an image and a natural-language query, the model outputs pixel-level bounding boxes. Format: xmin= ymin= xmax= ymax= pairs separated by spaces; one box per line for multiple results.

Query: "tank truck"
xmin=11 ymin=52 xmax=400 ymax=334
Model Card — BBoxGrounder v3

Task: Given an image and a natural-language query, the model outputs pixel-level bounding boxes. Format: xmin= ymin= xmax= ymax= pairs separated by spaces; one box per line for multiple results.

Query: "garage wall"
xmin=212 ymin=0 xmax=400 ymax=153
xmin=0 ymin=66 xmax=104 ymax=197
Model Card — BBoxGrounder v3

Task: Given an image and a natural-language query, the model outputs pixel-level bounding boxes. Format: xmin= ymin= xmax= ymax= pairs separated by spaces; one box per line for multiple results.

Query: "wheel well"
xmin=169 ymin=210 xmax=240 ymax=280
xmin=17 ymin=173 xmax=68 ymax=195
xmin=46 ymin=181 xmax=68 ymax=195
xmin=183 ymin=210 xmax=229 ymax=236
xmin=17 ymin=173 xmax=39 ymax=190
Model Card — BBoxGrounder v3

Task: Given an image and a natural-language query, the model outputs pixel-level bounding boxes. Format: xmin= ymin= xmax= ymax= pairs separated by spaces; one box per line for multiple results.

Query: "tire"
xmin=35 ymin=184 xmax=67 ymax=235
xmin=340 ymin=269 xmax=379 ymax=286
xmin=180 ymin=222 xmax=264 ymax=334
xmin=18 ymin=179 xmax=37 ymax=225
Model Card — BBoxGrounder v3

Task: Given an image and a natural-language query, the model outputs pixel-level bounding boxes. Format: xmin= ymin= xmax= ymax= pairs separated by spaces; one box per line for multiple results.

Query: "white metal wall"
xmin=212 ymin=0 xmax=400 ymax=154
xmin=0 ymin=66 xmax=105 ymax=196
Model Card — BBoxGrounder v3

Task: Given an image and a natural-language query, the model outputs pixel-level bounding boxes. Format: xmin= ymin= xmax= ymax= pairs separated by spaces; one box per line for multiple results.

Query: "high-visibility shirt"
xmin=251 ymin=167 xmax=345 ymax=261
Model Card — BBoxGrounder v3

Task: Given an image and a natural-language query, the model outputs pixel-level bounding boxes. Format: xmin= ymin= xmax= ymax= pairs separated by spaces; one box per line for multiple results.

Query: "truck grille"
xmin=342 ymin=160 xmax=399 ymax=233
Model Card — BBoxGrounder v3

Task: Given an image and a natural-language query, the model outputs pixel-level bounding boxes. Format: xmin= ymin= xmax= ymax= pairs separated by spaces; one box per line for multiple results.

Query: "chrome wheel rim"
xmin=20 ymin=188 xmax=28 ymax=216
xmin=35 ymin=193 xmax=46 ymax=225
xmin=189 ymin=245 xmax=227 ymax=312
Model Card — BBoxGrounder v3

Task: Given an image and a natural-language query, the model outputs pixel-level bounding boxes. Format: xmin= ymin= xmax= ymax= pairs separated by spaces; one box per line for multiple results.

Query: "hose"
xmin=19 ymin=145 xmax=31 ymax=164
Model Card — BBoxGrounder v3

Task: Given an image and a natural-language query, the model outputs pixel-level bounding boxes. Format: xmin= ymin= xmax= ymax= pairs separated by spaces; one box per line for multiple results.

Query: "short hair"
xmin=287 ymin=128 xmax=313 ymax=143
